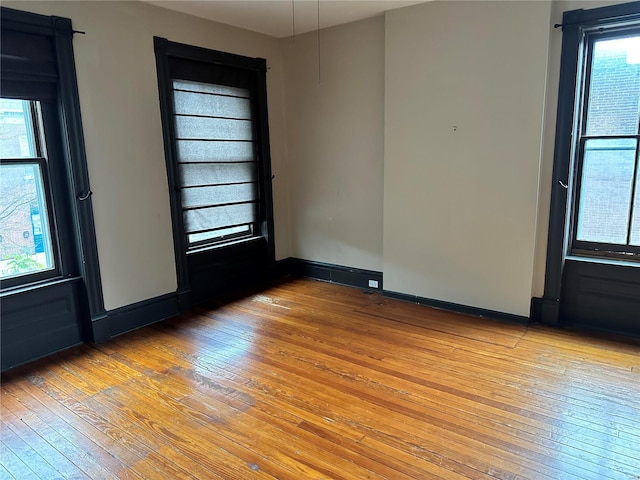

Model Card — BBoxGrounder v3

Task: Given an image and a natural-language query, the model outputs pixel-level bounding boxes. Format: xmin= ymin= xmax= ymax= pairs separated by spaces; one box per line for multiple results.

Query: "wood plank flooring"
xmin=1 ymin=278 xmax=639 ymax=479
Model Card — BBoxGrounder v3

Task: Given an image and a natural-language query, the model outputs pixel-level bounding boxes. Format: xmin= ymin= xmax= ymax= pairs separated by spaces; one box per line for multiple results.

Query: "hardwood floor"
xmin=1 ymin=278 xmax=639 ymax=479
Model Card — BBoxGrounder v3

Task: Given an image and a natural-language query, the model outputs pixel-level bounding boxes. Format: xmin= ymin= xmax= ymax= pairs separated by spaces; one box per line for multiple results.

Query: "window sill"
xmin=0 ymin=275 xmax=81 ymax=297
xmin=566 ymin=254 xmax=640 ymax=269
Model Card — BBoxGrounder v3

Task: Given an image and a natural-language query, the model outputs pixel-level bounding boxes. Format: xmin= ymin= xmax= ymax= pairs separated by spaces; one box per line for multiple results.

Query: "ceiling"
xmin=145 ymin=0 xmax=427 ymax=38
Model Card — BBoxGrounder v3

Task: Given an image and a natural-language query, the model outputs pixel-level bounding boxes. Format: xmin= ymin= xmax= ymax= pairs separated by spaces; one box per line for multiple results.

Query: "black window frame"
xmin=0 ymin=6 xmax=105 ymax=320
xmin=541 ymin=1 xmax=640 ymax=323
xmin=154 ymin=37 xmax=276 ymax=296
xmin=569 ymin=25 xmax=640 ymax=259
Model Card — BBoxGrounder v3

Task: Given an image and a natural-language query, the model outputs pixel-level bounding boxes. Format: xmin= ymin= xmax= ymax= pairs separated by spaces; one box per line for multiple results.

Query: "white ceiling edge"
xmin=144 ymin=0 xmax=427 ymax=38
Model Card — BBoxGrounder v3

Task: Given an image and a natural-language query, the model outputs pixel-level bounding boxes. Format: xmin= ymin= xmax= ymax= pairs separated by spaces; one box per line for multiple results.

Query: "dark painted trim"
xmin=154 ymin=37 xmax=267 ymax=72
xmin=1 ymin=341 xmax=84 ymax=373
xmin=1 ymin=7 xmax=105 ymax=365
xmin=560 ymin=258 xmax=640 ymax=337
xmin=1 ymin=6 xmax=58 ymax=35
xmin=271 ymin=257 xmax=295 ymax=280
xmin=100 ymin=292 xmax=180 ymax=341
xmin=53 ymin=17 xmax=106 ymax=321
xmin=153 ymin=37 xmax=190 ymax=294
xmin=256 ymin=56 xmax=276 ymax=270
xmin=90 ymin=313 xmax=111 ymax=344
xmin=542 ymin=1 xmax=640 ymax=328
xmin=97 ymin=256 xmax=293 ymax=343
xmin=529 ymin=296 xmax=560 ymax=327
xmin=153 ymin=37 xmax=276 ymax=298
xmin=541 ymin=7 xmax=581 ymax=325
xmin=1 ymin=277 xmax=83 ymax=371
xmin=1 ymin=7 xmax=105 ymax=319
xmin=384 ymin=290 xmax=529 ymax=326
xmin=177 ymin=288 xmax=192 ymax=313
xmin=560 ymin=1 xmax=640 ymax=28
xmin=289 ymin=258 xmax=383 ymax=291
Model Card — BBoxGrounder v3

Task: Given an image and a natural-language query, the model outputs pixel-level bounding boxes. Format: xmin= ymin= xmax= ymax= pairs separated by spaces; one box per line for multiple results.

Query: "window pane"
xmin=188 ymin=225 xmax=251 ymax=245
xmin=176 ymin=140 xmax=254 ymax=163
xmin=179 ymin=162 xmax=257 ymax=187
xmin=576 ymin=139 xmax=636 ymax=244
xmin=181 ymin=183 xmax=256 ymax=209
xmin=0 ymin=163 xmax=55 ymax=280
xmin=173 ymin=90 xmax=251 ymax=119
xmin=585 ymin=35 xmax=640 ymax=136
xmin=631 ymin=165 xmax=640 ymax=246
xmin=183 ymin=203 xmax=257 ymax=233
xmin=0 ymin=99 xmax=37 ymax=158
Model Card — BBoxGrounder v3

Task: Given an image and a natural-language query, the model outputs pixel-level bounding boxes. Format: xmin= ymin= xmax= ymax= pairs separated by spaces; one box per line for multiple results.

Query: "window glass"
xmin=576 ymin=139 xmax=636 ymax=244
xmin=0 ymin=99 xmax=37 ymax=158
xmin=0 ymin=99 xmax=55 ymax=281
xmin=0 ymin=162 xmax=55 ymax=279
xmin=573 ymin=31 xmax=640 ymax=255
xmin=585 ymin=36 xmax=640 ymax=136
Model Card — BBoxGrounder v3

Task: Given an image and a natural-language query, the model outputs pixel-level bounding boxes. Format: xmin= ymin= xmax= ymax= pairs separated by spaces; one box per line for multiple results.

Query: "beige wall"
xmin=281 ymin=17 xmax=385 ymax=271
xmin=3 ymin=1 xmax=291 ymax=310
xmin=6 ymin=0 xmax=633 ymax=317
xmin=384 ymin=1 xmax=551 ymax=316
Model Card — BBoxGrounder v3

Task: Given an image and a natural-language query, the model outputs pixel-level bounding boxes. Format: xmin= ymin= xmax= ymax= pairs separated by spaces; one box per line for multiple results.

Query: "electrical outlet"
xmin=368 ymin=280 xmax=379 ymax=289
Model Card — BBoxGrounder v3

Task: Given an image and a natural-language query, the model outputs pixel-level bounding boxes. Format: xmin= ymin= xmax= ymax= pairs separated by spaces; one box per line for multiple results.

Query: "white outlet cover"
xmin=368 ymin=280 xmax=379 ymax=288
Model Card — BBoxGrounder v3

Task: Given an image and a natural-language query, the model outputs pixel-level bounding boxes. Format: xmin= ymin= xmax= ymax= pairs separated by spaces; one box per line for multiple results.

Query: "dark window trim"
xmin=569 ymin=24 xmax=640 ymax=258
xmin=154 ymin=37 xmax=276 ymax=298
xmin=1 ymin=7 xmax=105 ymax=319
xmin=542 ymin=1 xmax=640 ymax=323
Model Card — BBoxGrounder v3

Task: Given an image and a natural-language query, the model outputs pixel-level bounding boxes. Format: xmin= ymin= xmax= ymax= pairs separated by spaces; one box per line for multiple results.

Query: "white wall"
xmin=3 ymin=1 xmax=291 ymax=310
xmin=384 ymin=1 xmax=551 ymax=317
xmin=282 ymin=17 xmax=385 ymax=271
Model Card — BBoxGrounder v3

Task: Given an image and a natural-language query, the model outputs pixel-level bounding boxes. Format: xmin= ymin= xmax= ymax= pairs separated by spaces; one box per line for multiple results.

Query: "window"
xmin=155 ymin=41 xmax=274 ymax=256
xmin=1 ymin=6 xmax=105 ymax=369
xmin=571 ymin=28 xmax=640 ymax=258
xmin=172 ymin=79 xmax=259 ymax=249
xmin=0 ymin=99 xmax=58 ymax=285
xmin=539 ymin=2 xmax=640 ymax=329
xmin=154 ymin=37 xmax=275 ymax=302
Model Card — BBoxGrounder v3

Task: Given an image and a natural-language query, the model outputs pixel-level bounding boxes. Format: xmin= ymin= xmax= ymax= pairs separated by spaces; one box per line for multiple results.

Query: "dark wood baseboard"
xmin=530 ymin=296 xmax=560 ymax=327
xmin=385 ymin=290 xmax=530 ymax=325
xmin=288 ymin=258 xmax=383 ymax=291
xmin=93 ymin=293 xmax=180 ymax=342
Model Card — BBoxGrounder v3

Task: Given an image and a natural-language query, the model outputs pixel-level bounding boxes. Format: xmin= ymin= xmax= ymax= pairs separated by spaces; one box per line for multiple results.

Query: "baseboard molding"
xmin=271 ymin=257 xmax=295 ymax=280
xmin=90 ymin=313 xmax=111 ymax=343
xmin=384 ymin=290 xmax=530 ymax=325
xmin=91 ymin=259 xmax=534 ymax=343
xmin=530 ymin=296 xmax=560 ymax=327
xmin=289 ymin=258 xmax=383 ymax=291
xmin=94 ymin=292 xmax=180 ymax=342
xmin=177 ymin=288 xmax=192 ymax=313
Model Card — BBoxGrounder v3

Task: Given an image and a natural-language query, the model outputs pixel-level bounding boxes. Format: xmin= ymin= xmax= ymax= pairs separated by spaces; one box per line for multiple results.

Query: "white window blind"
xmin=172 ymin=80 xmax=258 ymax=247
